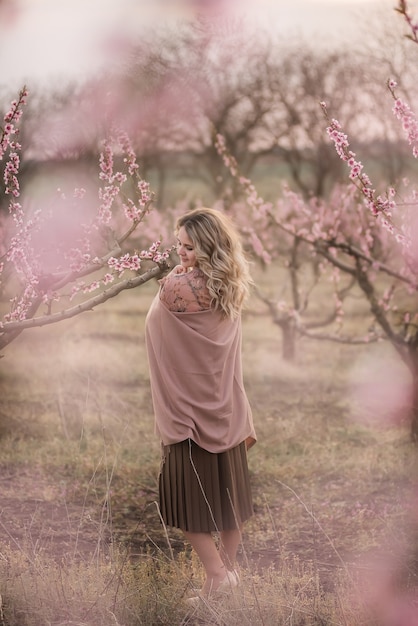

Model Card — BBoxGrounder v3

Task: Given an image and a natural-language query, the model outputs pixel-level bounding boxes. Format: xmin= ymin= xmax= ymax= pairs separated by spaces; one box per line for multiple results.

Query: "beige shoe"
xmin=185 ymin=594 xmax=203 ymax=609
xmin=185 ymin=569 xmax=240 ymax=608
xmin=217 ymin=569 xmax=240 ymax=593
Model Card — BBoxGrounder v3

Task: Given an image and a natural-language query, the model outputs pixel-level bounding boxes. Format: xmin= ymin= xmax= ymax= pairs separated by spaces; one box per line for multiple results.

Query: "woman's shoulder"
xmin=159 ymin=267 xmax=211 ymax=312
xmin=161 ymin=266 xmax=205 ymax=285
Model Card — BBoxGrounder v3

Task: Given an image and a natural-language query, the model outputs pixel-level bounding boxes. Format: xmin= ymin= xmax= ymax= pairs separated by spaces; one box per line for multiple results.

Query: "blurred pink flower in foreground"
xmin=0 ymin=0 xmax=21 ymax=26
xmin=348 ymin=353 xmax=413 ymax=428
xmin=356 ymin=551 xmax=418 ymax=625
xmin=353 ymin=487 xmax=418 ymax=625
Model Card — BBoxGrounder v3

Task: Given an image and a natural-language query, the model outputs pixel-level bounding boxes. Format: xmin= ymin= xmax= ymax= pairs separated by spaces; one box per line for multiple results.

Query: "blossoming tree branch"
xmin=0 ymin=88 xmax=170 ymax=353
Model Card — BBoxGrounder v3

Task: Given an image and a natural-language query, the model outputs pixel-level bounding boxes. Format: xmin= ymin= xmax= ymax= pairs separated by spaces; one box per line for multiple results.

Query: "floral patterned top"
xmin=159 ymin=266 xmax=212 ymax=313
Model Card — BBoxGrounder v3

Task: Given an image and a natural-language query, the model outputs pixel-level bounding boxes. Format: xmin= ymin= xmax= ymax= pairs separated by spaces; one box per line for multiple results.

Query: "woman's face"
xmin=176 ymin=226 xmax=197 ymax=270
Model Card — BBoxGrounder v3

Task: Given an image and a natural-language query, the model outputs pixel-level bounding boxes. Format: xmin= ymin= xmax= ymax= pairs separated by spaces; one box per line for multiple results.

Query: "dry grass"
xmin=0 ymin=269 xmax=417 ymax=625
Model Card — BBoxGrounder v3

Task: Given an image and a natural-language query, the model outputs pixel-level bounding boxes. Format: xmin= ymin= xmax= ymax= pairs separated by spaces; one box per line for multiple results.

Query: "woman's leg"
xmin=219 ymin=527 xmax=242 ymax=571
xmin=183 ymin=531 xmax=227 ymax=595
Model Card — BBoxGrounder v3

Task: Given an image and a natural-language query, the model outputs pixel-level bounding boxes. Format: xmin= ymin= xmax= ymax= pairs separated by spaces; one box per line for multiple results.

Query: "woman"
xmin=145 ymin=207 xmax=256 ymax=601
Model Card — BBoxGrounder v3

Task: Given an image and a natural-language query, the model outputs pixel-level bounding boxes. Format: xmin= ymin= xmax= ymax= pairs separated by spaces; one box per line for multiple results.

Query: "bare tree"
xmin=123 ymin=24 xmax=415 ymax=203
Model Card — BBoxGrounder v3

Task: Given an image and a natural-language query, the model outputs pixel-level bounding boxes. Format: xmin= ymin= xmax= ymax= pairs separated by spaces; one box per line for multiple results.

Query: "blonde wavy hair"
xmin=175 ymin=207 xmax=252 ymax=319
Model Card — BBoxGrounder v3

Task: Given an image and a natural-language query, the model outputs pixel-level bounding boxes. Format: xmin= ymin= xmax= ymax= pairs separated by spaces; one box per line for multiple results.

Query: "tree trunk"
xmin=411 ymin=371 xmax=418 ymax=444
xmin=156 ymin=163 xmax=166 ymax=207
xmin=279 ymin=318 xmax=297 ymax=362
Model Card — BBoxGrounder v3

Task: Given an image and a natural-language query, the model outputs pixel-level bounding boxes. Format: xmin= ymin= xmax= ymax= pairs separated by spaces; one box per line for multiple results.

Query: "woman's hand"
xmin=171 ymin=265 xmax=187 ymax=275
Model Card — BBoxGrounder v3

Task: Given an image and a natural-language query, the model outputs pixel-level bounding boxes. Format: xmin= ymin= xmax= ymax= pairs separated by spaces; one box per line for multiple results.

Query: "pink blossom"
xmin=70 ymin=284 xmax=83 ymax=300
xmin=389 ymin=84 xmax=418 ymax=158
xmin=99 ymin=141 xmax=114 ymax=183
xmin=0 ymin=87 xmax=27 ymax=161
xmin=107 ymin=253 xmax=142 ymax=274
xmin=138 ymin=180 xmax=151 ymax=206
xmin=68 ymin=248 xmax=91 ymax=272
xmin=154 ymin=250 xmax=171 ymax=263
xmin=103 ymin=273 xmax=114 ymax=285
xmin=322 ymin=104 xmax=409 ymax=244
xmin=123 ymin=199 xmax=141 ymax=221
xmin=396 ymin=0 xmax=418 ymax=43
xmin=83 ymin=281 xmax=100 ymax=293
xmin=116 ymin=129 xmax=139 ymax=176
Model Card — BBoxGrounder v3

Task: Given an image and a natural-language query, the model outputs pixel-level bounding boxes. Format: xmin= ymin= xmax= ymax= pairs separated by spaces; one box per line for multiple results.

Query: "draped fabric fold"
xmin=145 ymin=294 xmax=256 ymax=453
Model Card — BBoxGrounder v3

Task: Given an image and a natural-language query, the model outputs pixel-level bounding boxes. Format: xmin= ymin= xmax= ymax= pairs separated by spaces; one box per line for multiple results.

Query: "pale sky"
xmin=0 ymin=0 xmax=396 ymax=90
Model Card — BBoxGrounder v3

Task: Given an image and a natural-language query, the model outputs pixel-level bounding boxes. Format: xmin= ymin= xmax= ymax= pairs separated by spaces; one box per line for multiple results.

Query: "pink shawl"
xmin=145 ymin=294 xmax=256 ymax=453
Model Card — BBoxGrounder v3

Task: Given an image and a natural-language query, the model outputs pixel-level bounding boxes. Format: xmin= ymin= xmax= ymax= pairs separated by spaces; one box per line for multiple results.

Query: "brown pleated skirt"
xmin=159 ymin=438 xmax=253 ymax=533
